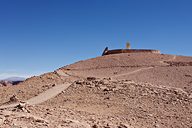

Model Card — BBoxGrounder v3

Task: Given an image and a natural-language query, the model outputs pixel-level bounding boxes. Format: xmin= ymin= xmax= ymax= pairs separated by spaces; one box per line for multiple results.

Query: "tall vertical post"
xmin=126 ymin=42 xmax=131 ymax=49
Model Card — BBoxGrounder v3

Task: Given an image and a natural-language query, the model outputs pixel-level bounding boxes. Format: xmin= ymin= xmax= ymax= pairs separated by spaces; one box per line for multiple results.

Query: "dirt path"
xmin=0 ymin=55 xmax=178 ymax=109
xmin=55 ymin=70 xmax=70 ymax=77
xmin=112 ymin=55 xmax=177 ymax=78
xmin=0 ymin=69 xmax=74 ymax=109
xmin=172 ymin=55 xmax=176 ymax=61
xmin=0 ymin=82 xmax=72 ymax=109
xmin=159 ymin=55 xmax=176 ymax=65
xmin=112 ymin=67 xmax=153 ymax=78
xmin=26 ymin=83 xmax=71 ymax=105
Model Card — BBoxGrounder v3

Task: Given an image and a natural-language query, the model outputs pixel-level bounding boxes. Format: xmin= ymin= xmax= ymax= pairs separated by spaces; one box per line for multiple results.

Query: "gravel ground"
xmin=0 ymin=53 xmax=192 ymax=128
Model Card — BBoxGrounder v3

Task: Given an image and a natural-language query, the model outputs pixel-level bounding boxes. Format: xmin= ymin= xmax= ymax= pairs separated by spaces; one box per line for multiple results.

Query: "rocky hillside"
xmin=0 ymin=53 xmax=191 ymax=128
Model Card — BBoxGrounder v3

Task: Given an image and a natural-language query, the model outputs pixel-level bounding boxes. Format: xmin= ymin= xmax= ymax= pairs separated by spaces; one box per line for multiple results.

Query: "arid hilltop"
xmin=0 ymin=52 xmax=192 ymax=128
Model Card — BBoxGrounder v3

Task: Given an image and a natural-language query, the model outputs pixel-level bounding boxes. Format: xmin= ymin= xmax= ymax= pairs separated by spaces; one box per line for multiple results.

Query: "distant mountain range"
xmin=2 ymin=77 xmax=26 ymax=82
xmin=0 ymin=77 xmax=26 ymax=86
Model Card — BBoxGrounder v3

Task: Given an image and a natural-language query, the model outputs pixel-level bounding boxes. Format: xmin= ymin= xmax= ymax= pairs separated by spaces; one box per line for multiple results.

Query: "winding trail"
xmin=0 ymin=69 xmax=75 ymax=109
xmin=159 ymin=55 xmax=176 ymax=65
xmin=112 ymin=55 xmax=177 ymax=78
xmin=169 ymin=55 xmax=176 ymax=61
xmin=0 ymin=55 xmax=177 ymax=109
xmin=112 ymin=67 xmax=153 ymax=78
xmin=26 ymin=82 xmax=71 ymax=105
xmin=0 ymin=82 xmax=72 ymax=109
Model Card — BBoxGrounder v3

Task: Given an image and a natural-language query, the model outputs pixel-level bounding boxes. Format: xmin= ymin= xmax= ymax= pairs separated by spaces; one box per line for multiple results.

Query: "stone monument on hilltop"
xmin=102 ymin=43 xmax=160 ymax=56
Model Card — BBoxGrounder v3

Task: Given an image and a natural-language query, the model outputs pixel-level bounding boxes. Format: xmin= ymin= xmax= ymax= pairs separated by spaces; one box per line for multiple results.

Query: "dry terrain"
xmin=0 ymin=53 xmax=192 ymax=128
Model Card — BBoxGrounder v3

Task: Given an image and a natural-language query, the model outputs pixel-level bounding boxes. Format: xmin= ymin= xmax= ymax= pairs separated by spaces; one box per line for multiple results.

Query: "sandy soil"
xmin=0 ymin=53 xmax=192 ymax=128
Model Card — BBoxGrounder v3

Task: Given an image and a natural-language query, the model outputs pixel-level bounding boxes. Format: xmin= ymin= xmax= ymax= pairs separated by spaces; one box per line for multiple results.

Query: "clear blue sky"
xmin=0 ymin=0 xmax=192 ymax=79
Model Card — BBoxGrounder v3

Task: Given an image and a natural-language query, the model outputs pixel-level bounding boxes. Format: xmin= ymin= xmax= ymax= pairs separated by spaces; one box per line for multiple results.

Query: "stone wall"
xmin=103 ymin=49 xmax=160 ymax=56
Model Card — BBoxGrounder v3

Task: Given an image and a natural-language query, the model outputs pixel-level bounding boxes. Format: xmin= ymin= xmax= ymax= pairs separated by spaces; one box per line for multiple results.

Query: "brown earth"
xmin=0 ymin=53 xmax=192 ymax=128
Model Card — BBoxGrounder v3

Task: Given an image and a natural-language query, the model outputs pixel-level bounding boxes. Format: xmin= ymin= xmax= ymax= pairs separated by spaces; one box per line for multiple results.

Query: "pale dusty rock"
xmin=189 ymin=93 xmax=192 ymax=99
xmin=0 ymin=116 xmax=5 ymax=125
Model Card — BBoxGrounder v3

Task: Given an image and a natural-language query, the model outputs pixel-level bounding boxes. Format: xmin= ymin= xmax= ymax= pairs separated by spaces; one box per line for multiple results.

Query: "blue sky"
xmin=0 ymin=0 xmax=192 ymax=79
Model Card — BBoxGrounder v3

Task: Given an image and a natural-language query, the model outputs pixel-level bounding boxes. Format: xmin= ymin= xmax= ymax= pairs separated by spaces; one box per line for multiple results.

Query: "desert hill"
xmin=0 ymin=53 xmax=192 ymax=128
xmin=61 ymin=53 xmax=192 ymax=93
